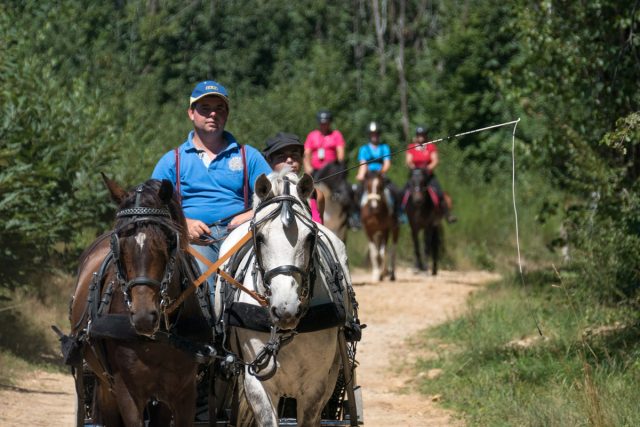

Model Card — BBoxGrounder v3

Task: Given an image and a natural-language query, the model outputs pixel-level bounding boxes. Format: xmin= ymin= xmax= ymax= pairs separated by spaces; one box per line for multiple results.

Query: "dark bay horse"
xmin=360 ymin=171 xmax=398 ymax=282
xmin=313 ymin=162 xmax=352 ymax=242
xmin=404 ymin=168 xmax=444 ymax=275
xmin=66 ymin=176 xmax=213 ymax=426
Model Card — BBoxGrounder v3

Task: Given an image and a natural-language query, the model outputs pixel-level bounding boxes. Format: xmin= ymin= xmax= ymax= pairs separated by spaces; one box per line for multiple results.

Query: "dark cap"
xmin=416 ymin=125 xmax=427 ymax=135
xmin=317 ymin=110 xmax=332 ymax=123
xmin=263 ymin=132 xmax=304 ymax=159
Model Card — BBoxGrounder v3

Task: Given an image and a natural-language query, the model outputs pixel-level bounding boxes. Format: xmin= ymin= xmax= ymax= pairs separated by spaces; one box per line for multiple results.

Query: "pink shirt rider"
xmin=309 ymin=197 xmax=323 ymax=224
xmin=304 ymin=129 xmax=346 ymax=171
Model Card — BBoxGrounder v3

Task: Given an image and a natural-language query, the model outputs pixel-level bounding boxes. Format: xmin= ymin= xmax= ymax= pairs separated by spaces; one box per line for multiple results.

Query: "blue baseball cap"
xmin=189 ymin=80 xmax=229 ymax=108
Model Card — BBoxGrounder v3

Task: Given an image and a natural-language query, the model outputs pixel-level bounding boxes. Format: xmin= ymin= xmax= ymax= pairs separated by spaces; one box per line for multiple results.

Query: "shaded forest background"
xmin=1 ymin=0 xmax=638 ymax=306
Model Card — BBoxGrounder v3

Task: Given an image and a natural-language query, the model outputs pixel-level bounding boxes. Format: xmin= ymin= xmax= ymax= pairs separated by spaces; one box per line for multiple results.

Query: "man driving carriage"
xmin=151 ymin=80 xmax=272 ymax=304
xmin=405 ymin=125 xmax=457 ymax=224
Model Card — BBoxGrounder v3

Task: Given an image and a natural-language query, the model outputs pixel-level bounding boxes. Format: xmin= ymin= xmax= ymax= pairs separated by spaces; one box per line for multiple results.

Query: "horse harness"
xmin=57 ymin=188 xmax=216 ymax=392
xmin=215 ymin=177 xmax=362 ymax=380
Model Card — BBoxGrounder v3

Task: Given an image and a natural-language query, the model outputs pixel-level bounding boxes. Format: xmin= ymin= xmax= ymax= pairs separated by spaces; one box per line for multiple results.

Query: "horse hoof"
xmin=390 ymin=274 xmax=396 ymax=281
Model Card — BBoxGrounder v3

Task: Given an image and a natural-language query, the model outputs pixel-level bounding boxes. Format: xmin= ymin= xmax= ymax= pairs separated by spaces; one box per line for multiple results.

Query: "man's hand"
xmin=186 ymin=218 xmax=211 ymax=244
xmin=228 ymin=210 xmax=254 ymax=230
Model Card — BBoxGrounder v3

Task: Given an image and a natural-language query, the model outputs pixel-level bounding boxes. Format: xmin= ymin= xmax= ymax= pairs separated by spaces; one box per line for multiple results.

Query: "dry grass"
xmin=0 ymin=271 xmax=74 ymax=383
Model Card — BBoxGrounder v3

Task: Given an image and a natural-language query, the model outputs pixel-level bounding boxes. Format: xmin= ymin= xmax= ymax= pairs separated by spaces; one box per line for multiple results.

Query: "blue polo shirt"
xmin=358 ymin=143 xmax=391 ymax=172
xmin=152 ymin=131 xmax=272 ymax=225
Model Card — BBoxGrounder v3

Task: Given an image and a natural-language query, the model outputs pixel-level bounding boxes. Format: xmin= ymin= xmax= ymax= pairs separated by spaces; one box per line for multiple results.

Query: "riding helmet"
xmin=368 ymin=121 xmax=380 ymax=133
xmin=416 ymin=125 xmax=427 ymax=135
xmin=317 ymin=110 xmax=332 ymax=123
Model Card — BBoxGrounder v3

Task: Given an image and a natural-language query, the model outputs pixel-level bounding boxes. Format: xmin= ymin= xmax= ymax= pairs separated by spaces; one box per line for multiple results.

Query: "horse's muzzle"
xmin=130 ymin=309 xmax=160 ymax=336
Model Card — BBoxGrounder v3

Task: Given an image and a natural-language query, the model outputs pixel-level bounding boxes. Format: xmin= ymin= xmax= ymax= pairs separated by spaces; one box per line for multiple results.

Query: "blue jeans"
xmin=189 ymin=225 xmax=230 ymax=307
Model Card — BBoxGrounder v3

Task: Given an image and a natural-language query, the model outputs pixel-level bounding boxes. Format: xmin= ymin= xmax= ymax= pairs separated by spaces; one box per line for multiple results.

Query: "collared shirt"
xmin=357 ymin=142 xmax=391 ymax=172
xmin=152 ymin=130 xmax=272 ymax=225
xmin=304 ymin=129 xmax=346 ymax=170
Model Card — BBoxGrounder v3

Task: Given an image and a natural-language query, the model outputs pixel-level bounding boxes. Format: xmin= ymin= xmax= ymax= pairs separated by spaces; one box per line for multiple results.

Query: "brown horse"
xmin=313 ymin=162 xmax=352 ymax=242
xmin=360 ymin=171 xmax=399 ymax=282
xmin=404 ymin=168 xmax=444 ymax=275
xmin=66 ymin=176 xmax=213 ymax=426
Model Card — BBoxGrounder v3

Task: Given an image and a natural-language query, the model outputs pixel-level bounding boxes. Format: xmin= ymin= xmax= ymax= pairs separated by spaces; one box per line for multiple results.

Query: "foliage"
xmin=417 ymin=275 xmax=640 ymax=426
xmin=0 ymin=0 xmax=637 ymax=304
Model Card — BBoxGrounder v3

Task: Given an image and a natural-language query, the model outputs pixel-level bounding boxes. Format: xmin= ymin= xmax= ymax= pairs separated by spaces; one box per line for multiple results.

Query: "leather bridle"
xmin=110 ymin=186 xmax=180 ymax=312
xmin=249 ymin=177 xmax=318 ymax=302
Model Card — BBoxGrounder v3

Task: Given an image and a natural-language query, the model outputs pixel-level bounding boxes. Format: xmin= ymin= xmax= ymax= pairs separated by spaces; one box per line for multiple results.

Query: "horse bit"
xmin=110 ymin=186 xmax=180 ymax=322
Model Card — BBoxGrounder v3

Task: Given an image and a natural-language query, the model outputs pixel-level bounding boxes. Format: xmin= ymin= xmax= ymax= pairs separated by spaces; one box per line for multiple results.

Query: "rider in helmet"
xmin=406 ymin=125 xmax=457 ymax=223
xmin=303 ymin=110 xmax=346 ymax=179
xmin=352 ymin=122 xmax=401 ymax=225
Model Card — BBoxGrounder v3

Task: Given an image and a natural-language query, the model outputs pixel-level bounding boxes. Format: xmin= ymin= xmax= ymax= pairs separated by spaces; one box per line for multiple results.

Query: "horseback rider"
xmin=151 ymin=80 xmax=272 ymax=303
xmin=353 ymin=121 xmax=402 ymax=224
xmin=303 ymin=110 xmax=346 ymax=180
xmin=263 ymin=132 xmax=325 ymax=224
xmin=405 ymin=125 xmax=457 ymax=223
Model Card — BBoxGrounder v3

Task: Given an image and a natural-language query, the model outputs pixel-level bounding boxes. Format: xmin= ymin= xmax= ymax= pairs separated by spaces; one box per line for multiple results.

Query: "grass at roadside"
xmin=415 ymin=270 xmax=640 ymax=426
xmin=0 ymin=273 xmax=72 ymax=384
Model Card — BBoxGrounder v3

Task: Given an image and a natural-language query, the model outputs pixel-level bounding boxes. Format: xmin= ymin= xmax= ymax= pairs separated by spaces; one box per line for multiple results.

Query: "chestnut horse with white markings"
xmin=360 ymin=171 xmax=398 ymax=282
xmin=65 ymin=177 xmax=212 ymax=426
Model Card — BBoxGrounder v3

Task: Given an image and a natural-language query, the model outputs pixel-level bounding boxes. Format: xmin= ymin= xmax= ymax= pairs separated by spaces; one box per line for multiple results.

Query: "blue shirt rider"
xmin=152 ymin=80 xmax=271 ymax=304
xmin=352 ymin=121 xmax=401 ymax=225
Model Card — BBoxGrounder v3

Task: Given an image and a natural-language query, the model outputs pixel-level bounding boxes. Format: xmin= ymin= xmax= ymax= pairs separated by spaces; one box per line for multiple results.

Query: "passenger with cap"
xmin=406 ymin=125 xmax=457 ymax=223
xmin=263 ymin=132 xmax=325 ymax=224
xmin=303 ymin=110 xmax=346 ymax=179
xmin=151 ymin=80 xmax=272 ymax=302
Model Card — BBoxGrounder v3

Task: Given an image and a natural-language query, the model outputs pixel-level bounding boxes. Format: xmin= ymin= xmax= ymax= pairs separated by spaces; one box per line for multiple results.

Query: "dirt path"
xmin=0 ymin=268 xmax=498 ymax=426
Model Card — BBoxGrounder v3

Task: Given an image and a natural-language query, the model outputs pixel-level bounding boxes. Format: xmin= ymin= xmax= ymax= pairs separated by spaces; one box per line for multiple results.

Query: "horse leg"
xmin=424 ymin=227 xmax=432 ymax=274
xmin=112 ymin=378 xmax=145 ymax=427
xmin=146 ymin=402 xmax=172 ymax=427
xmin=379 ymin=240 xmax=387 ymax=281
xmin=411 ymin=226 xmax=425 ymax=271
xmin=243 ymin=368 xmax=278 ymax=427
xmin=168 ymin=385 xmax=198 ymax=427
xmin=95 ymin=380 xmax=124 ymax=427
xmin=368 ymin=237 xmax=380 ymax=283
xmin=389 ymin=226 xmax=398 ymax=281
xmin=432 ymin=226 xmax=440 ymax=276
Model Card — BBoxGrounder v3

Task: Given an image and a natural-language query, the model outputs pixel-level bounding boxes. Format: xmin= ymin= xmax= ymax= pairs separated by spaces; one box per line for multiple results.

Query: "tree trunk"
xmin=371 ymin=0 xmax=387 ymax=77
xmin=395 ymin=0 xmax=409 ymax=141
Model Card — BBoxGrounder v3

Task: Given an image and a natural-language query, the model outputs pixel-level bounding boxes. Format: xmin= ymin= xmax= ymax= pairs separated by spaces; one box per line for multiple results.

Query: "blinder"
xmin=110 ymin=203 xmax=179 ymax=310
xmin=250 ymin=177 xmax=318 ymax=302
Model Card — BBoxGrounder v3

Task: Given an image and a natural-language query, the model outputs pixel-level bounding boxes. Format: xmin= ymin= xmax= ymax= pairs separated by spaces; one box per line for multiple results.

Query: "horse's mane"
xmin=78 ymin=179 xmax=188 ymax=269
xmin=115 ymin=179 xmax=189 ymax=250
xmin=314 ymin=162 xmax=347 ymax=190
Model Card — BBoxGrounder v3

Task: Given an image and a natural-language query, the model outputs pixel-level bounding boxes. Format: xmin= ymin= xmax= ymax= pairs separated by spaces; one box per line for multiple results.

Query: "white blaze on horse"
xmin=360 ymin=171 xmax=399 ymax=282
xmin=214 ymin=170 xmax=359 ymax=426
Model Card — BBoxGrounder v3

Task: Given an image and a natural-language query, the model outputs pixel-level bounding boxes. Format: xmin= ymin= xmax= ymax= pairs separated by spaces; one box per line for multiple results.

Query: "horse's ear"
xmin=254 ymin=174 xmax=273 ymax=200
xmin=297 ymin=173 xmax=315 ymax=200
xmin=158 ymin=179 xmax=174 ymax=204
xmin=101 ymin=172 xmax=127 ymax=205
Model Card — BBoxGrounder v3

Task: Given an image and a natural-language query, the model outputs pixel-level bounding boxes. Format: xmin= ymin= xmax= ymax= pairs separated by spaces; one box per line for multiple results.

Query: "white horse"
xmin=214 ymin=170 xmax=356 ymax=427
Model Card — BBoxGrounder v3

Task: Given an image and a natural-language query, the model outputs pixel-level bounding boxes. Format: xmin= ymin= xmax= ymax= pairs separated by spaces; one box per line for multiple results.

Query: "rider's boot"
xmin=442 ymin=193 xmax=457 ymax=224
